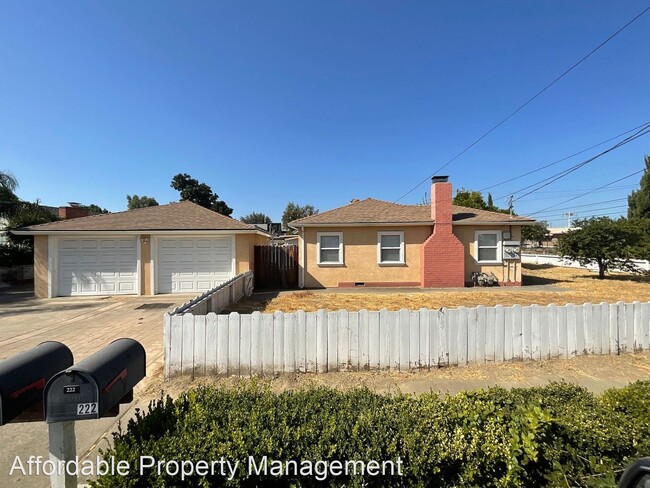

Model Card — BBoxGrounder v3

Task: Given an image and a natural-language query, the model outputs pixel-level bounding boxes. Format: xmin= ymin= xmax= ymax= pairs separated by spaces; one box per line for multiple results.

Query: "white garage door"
xmin=156 ymin=237 xmax=234 ymax=294
xmin=58 ymin=238 xmax=138 ymax=296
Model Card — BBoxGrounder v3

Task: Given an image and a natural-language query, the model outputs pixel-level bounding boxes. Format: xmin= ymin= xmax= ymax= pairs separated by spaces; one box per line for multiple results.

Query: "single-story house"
xmin=14 ymin=201 xmax=269 ymax=298
xmin=289 ymin=176 xmax=535 ymax=288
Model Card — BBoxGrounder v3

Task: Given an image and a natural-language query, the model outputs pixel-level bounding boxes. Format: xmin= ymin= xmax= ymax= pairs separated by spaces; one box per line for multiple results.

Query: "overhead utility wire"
xmin=527 ymin=169 xmax=644 ymax=217
xmin=508 ymin=124 xmax=650 ymax=202
xmin=478 ymin=121 xmax=650 ymax=192
xmin=390 ymin=4 xmax=650 ymax=205
xmin=533 ymin=204 xmax=629 ymax=219
xmin=528 ymin=197 xmax=627 ymax=215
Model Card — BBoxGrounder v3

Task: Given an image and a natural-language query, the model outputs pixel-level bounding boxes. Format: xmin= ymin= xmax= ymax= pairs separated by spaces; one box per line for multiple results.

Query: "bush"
xmin=93 ymin=381 xmax=650 ymax=487
xmin=0 ymin=243 xmax=32 ymax=268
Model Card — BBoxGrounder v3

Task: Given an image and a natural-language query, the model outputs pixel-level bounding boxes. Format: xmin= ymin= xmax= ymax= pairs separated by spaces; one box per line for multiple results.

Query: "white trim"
xmin=474 ymin=230 xmax=503 ymax=264
xmin=12 ymin=229 xmax=270 ymax=237
xmin=454 ymin=221 xmax=536 ymax=226
xmin=316 ymin=232 xmax=344 ymax=266
xmin=290 ymin=221 xmax=535 ymax=229
xmin=231 ymin=235 xmax=236 ymax=276
xmin=299 ymin=228 xmax=305 ymax=289
xmin=136 ymin=237 xmax=142 ymax=295
xmin=151 ymin=236 xmax=158 ymax=295
xmin=47 ymin=236 xmax=57 ymax=298
xmin=377 ymin=231 xmax=405 ymax=266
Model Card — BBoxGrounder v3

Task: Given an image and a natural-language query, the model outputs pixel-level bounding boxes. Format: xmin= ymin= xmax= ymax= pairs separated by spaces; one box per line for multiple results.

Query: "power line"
xmin=533 ymin=204 xmax=629 ymax=219
xmin=390 ymin=4 xmax=650 ymax=205
xmin=527 ymin=169 xmax=644 ymax=216
xmin=527 ymin=198 xmax=627 ymax=216
xmin=478 ymin=121 xmax=650 ymax=192
xmin=516 ymin=186 xmax=636 ymax=202
xmin=507 ymin=124 xmax=650 ymax=202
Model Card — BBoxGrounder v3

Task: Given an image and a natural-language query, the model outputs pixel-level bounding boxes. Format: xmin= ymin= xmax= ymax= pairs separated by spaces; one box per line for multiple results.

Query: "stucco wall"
xmin=141 ymin=235 xmax=151 ymax=295
xmin=235 ymin=234 xmax=270 ymax=274
xmin=302 ymin=226 xmax=432 ymax=288
xmin=455 ymin=225 xmax=522 ymax=285
xmin=33 ymin=235 xmax=48 ymax=298
xmin=301 ymin=225 xmax=524 ymax=288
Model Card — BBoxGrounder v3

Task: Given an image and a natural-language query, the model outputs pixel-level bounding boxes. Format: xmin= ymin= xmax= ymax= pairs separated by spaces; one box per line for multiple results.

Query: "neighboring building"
xmin=14 ymin=201 xmax=269 ymax=298
xmin=290 ymin=176 xmax=535 ymax=288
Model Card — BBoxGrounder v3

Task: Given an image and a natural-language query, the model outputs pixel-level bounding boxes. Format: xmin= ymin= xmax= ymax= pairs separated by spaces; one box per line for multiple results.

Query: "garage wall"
xmin=141 ymin=235 xmax=151 ymax=295
xmin=34 ymin=235 xmax=48 ymax=298
xmin=235 ymin=234 xmax=269 ymax=274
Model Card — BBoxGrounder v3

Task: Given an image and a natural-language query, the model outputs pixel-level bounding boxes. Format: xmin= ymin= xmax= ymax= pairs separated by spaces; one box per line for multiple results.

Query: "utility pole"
xmin=508 ymin=195 xmax=514 ymax=217
xmin=562 ymin=212 xmax=576 ymax=228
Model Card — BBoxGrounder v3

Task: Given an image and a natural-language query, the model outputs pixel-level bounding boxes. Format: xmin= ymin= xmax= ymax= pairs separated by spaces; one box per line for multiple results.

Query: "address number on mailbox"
xmin=77 ymin=403 xmax=98 ymax=416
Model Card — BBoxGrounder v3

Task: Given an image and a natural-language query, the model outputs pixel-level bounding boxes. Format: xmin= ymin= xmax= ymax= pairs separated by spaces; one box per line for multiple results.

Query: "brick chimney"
xmin=420 ymin=176 xmax=465 ymax=287
xmin=58 ymin=202 xmax=90 ymax=220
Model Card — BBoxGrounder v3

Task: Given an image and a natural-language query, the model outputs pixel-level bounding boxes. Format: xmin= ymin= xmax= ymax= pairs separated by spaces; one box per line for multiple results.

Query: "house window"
xmin=475 ymin=231 xmax=502 ymax=263
xmin=317 ymin=232 xmax=343 ymax=265
xmin=377 ymin=231 xmax=404 ymax=265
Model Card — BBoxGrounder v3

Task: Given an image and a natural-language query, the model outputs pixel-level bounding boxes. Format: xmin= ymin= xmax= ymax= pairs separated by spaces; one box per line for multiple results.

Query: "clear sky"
xmin=1 ymin=1 xmax=649 ymax=227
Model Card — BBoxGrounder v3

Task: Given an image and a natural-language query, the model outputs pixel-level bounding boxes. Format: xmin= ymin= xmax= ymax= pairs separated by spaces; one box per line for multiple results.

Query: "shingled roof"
xmin=290 ymin=198 xmax=535 ymax=226
xmin=17 ymin=201 xmax=261 ymax=232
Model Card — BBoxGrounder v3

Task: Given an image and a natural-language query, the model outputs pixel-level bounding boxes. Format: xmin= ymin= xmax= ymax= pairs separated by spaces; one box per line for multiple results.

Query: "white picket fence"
xmin=522 ymin=254 xmax=650 ymax=272
xmin=169 ymin=271 xmax=254 ymax=315
xmin=164 ymin=301 xmax=650 ymax=378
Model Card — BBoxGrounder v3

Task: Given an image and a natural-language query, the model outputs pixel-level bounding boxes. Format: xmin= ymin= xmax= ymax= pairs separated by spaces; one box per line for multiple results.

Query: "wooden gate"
xmin=254 ymin=245 xmax=299 ymax=290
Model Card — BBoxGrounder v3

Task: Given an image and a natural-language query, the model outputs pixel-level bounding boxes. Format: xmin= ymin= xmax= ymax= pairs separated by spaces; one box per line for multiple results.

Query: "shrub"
xmin=92 ymin=381 xmax=650 ymax=487
xmin=0 ymin=243 xmax=32 ymax=268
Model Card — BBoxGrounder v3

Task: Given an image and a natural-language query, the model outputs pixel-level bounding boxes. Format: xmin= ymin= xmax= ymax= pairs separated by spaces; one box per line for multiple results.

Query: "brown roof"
xmin=18 ymin=201 xmax=260 ymax=232
xmin=290 ymin=198 xmax=535 ymax=226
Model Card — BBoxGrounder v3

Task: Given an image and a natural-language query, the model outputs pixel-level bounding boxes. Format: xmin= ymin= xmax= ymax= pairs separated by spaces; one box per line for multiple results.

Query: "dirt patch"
xmin=148 ymin=352 xmax=650 ymax=399
xmin=232 ymin=265 xmax=650 ymax=313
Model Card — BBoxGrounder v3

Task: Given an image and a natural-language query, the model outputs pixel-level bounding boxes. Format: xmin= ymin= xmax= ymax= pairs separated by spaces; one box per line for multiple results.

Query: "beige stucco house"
xmin=290 ymin=177 xmax=535 ymax=289
xmin=14 ymin=201 xmax=269 ymax=298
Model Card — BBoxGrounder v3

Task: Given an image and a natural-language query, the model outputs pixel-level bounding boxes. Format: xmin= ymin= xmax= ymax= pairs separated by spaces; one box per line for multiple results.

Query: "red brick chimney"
xmin=420 ymin=176 xmax=465 ymax=287
xmin=58 ymin=202 xmax=90 ymax=220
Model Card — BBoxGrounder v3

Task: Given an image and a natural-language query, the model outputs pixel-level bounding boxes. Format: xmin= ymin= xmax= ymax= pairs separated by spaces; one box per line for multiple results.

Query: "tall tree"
xmin=557 ymin=217 xmax=644 ymax=279
xmin=4 ymin=200 xmax=59 ymax=247
xmin=240 ymin=212 xmax=272 ymax=224
xmin=127 ymin=194 xmax=159 ymax=210
xmin=170 ymin=173 xmax=233 ymax=217
xmin=282 ymin=202 xmax=317 ymax=229
xmin=628 ymin=155 xmax=650 ymax=219
xmin=453 ymin=189 xmax=510 ymax=214
xmin=487 ymin=193 xmax=494 ymax=208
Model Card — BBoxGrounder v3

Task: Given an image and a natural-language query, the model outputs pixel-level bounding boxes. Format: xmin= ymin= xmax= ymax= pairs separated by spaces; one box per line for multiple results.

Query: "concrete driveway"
xmin=0 ymin=285 xmax=194 ymax=487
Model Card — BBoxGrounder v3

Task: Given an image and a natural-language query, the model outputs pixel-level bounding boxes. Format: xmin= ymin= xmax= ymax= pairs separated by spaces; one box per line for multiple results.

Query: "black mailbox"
xmin=0 ymin=341 xmax=73 ymax=425
xmin=44 ymin=338 xmax=145 ymax=423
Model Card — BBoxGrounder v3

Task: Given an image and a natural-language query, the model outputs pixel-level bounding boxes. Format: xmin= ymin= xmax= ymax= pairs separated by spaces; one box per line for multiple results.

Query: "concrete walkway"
xmin=0 ymin=287 xmax=194 ymax=487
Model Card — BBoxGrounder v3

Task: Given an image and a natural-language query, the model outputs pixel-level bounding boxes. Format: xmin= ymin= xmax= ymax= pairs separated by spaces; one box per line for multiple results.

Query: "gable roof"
xmin=16 ymin=201 xmax=261 ymax=233
xmin=290 ymin=198 xmax=535 ymax=226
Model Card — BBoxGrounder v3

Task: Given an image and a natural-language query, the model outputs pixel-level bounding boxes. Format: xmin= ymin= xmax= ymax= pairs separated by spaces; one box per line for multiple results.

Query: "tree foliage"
xmin=0 ymin=171 xmax=20 ymax=218
xmin=127 ymin=194 xmax=159 ymax=210
xmin=240 ymin=212 xmax=272 ymax=224
xmin=522 ymin=221 xmax=550 ymax=247
xmin=628 ymin=155 xmax=650 ymax=219
xmin=171 ymin=173 xmax=233 ymax=217
xmin=557 ymin=217 xmax=645 ymax=279
xmin=453 ymin=188 xmax=510 ymax=214
xmin=82 ymin=204 xmax=109 ymax=215
xmin=282 ymin=202 xmax=317 ymax=229
xmin=4 ymin=201 xmax=59 ymax=247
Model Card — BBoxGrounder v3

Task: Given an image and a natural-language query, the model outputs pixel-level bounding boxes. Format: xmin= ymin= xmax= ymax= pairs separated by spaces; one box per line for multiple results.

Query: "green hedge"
xmin=93 ymin=381 xmax=650 ymax=487
xmin=0 ymin=243 xmax=32 ymax=268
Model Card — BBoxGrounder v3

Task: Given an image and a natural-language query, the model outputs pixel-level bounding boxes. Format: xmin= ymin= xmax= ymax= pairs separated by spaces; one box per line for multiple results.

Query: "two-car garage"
xmin=55 ymin=236 xmax=235 ymax=297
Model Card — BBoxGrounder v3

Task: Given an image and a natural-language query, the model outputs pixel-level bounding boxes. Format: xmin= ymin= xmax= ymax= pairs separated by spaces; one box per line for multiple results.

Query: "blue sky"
xmin=1 ymin=1 xmax=649 ymax=227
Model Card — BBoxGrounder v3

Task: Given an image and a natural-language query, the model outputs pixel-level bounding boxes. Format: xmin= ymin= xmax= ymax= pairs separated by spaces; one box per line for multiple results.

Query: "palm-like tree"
xmin=0 ymin=171 xmax=17 ymax=192
xmin=0 ymin=171 xmax=19 ymax=218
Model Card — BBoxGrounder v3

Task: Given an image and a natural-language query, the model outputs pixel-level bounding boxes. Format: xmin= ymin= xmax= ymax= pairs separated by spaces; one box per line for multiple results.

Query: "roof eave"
xmin=12 ymin=229 xmax=270 ymax=236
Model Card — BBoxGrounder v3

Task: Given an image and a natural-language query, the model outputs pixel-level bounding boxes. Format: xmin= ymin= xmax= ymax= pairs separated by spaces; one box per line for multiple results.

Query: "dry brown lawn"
xmin=232 ymin=264 xmax=650 ymax=313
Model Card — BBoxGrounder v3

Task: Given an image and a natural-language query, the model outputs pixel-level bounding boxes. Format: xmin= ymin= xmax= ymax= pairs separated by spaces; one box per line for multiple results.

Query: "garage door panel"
xmin=156 ymin=237 xmax=234 ymax=294
xmin=58 ymin=238 xmax=137 ymax=296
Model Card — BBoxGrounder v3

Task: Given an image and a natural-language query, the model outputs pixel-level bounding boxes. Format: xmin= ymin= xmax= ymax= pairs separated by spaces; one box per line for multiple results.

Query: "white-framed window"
xmin=474 ymin=230 xmax=502 ymax=264
xmin=377 ymin=231 xmax=405 ymax=265
xmin=317 ymin=232 xmax=343 ymax=265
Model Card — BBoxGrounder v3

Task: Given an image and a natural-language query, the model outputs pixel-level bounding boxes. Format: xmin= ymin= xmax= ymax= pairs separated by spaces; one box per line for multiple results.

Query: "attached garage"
xmin=58 ymin=238 xmax=138 ymax=296
xmin=156 ymin=237 xmax=234 ymax=294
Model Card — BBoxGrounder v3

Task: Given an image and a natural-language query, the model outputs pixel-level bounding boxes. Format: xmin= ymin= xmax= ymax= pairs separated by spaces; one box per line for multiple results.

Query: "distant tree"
xmin=628 ymin=155 xmax=650 ymax=219
xmin=453 ymin=188 xmax=510 ymax=214
xmin=82 ymin=204 xmax=109 ymax=215
xmin=127 ymin=194 xmax=159 ymax=210
xmin=557 ymin=217 xmax=645 ymax=279
xmin=0 ymin=171 xmax=19 ymax=218
xmin=170 ymin=173 xmax=233 ymax=217
xmin=282 ymin=202 xmax=318 ymax=230
xmin=522 ymin=222 xmax=550 ymax=247
xmin=5 ymin=200 xmax=59 ymax=247
xmin=240 ymin=212 xmax=272 ymax=224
